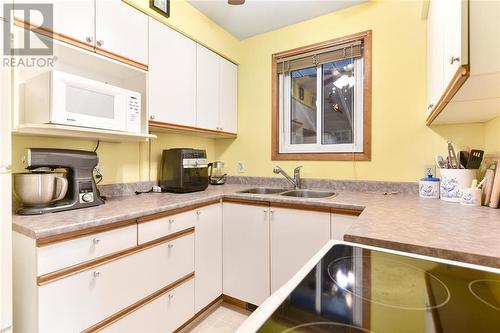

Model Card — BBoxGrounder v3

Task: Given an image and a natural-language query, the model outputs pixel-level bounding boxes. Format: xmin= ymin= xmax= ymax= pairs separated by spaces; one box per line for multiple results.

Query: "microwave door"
xmin=51 ymin=73 xmax=126 ymax=131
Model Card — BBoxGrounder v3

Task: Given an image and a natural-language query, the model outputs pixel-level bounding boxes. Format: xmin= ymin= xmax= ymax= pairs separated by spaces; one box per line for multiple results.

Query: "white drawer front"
xmin=101 ymin=278 xmax=195 ymax=333
xmin=138 ymin=210 xmax=195 ymax=244
xmin=37 ymin=225 xmax=137 ymax=276
xmin=38 ymin=233 xmax=195 ymax=332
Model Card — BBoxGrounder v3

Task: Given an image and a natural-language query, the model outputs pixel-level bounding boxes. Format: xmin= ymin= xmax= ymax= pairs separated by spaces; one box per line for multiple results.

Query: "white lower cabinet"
xmin=270 ymin=207 xmax=330 ymax=293
xmin=38 ymin=233 xmax=194 ymax=332
xmin=331 ymin=213 xmax=358 ymax=241
xmin=194 ymin=203 xmax=222 ymax=312
xmin=101 ymin=278 xmax=195 ymax=333
xmin=223 ymin=202 xmax=270 ymax=305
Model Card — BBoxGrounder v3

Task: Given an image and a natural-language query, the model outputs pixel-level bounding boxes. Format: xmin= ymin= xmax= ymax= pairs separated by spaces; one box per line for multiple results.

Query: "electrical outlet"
xmin=424 ymin=165 xmax=435 ymax=177
xmin=237 ymin=161 xmax=246 ymax=173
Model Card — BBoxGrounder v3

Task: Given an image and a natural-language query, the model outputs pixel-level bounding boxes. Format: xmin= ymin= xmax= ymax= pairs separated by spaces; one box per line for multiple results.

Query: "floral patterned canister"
xmin=439 ymin=169 xmax=478 ymax=202
xmin=419 ymin=175 xmax=440 ymax=199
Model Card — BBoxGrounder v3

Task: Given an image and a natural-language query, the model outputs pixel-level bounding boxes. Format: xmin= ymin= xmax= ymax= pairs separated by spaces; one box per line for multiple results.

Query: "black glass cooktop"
xmin=258 ymin=244 xmax=500 ymax=333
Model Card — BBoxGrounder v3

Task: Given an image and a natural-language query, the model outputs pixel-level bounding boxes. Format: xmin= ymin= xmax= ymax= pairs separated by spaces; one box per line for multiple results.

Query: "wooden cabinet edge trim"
xmin=13 ymin=18 xmax=95 ymax=52
xmin=426 ymin=65 xmax=470 ymax=126
xmin=95 ymin=47 xmax=148 ymax=71
xmin=149 ymin=121 xmax=237 ymax=138
xmin=173 ymin=296 xmax=224 ymax=333
xmin=36 ymin=219 xmax=137 ymax=247
xmin=270 ymin=202 xmax=331 ymax=213
xmin=82 ymin=272 xmax=195 ymax=333
xmin=222 ymin=197 xmax=270 ymax=207
xmin=37 ymin=228 xmax=194 ymax=286
xmin=330 ymin=207 xmax=363 ymax=216
xmin=222 ymin=294 xmax=257 ymax=311
xmin=137 ymin=199 xmax=221 ymax=223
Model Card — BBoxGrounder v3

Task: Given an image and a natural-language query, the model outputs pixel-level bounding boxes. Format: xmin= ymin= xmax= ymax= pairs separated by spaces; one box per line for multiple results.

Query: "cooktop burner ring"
xmin=327 ymin=255 xmax=451 ymax=311
xmin=468 ymin=279 xmax=500 ymax=312
xmin=280 ymin=321 xmax=375 ymax=333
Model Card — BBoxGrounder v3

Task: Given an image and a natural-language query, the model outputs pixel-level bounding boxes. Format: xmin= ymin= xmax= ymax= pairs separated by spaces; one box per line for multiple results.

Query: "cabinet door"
xmin=331 ymin=213 xmax=358 ymax=241
xmin=219 ymin=58 xmax=237 ymax=133
xmin=148 ymin=19 xmax=196 ymax=126
xmin=101 ymin=279 xmax=195 ymax=333
xmin=13 ymin=0 xmax=94 ymax=46
xmin=223 ymin=202 xmax=270 ymax=305
xmin=270 ymin=208 xmax=330 ymax=293
xmin=443 ymin=0 xmax=467 ymax=83
xmin=196 ymin=44 xmax=220 ymax=131
xmin=427 ymin=0 xmax=445 ymax=112
xmin=95 ymin=0 xmax=148 ymax=65
xmin=194 ymin=203 xmax=222 ymax=313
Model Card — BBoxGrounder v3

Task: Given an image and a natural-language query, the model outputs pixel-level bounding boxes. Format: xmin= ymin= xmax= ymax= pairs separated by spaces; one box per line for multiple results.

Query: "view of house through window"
xmin=272 ymin=31 xmax=371 ymax=160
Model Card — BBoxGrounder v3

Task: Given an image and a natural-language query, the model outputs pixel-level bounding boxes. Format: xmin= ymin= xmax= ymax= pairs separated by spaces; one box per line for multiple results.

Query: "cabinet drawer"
xmin=101 ymin=278 xmax=195 ymax=333
xmin=38 ymin=233 xmax=194 ymax=332
xmin=138 ymin=210 xmax=195 ymax=244
xmin=37 ymin=224 xmax=137 ymax=276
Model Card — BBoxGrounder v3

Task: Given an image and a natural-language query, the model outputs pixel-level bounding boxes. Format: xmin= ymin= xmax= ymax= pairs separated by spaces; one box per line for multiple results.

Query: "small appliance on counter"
xmin=159 ymin=148 xmax=209 ymax=193
xmin=208 ymin=160 xmax=227 ymax=185
xmin=13 ymin=148 xmax=104 ymax=215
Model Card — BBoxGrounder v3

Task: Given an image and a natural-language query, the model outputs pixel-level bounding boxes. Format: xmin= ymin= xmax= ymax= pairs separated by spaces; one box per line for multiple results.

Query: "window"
xmin=272 ymin=31 xmax=372 ymax=161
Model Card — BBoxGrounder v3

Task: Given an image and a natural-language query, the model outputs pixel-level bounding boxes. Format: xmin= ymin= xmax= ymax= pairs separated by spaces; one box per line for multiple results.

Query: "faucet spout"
xmin=273 ymin=166 xmax=302 ymax=189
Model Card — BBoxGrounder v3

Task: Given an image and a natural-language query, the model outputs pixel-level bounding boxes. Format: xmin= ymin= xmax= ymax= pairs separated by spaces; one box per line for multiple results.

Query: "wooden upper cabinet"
xmin=95 ymin=0 xmax=148 ymax=67
xmin=219 ymin=57 xmax=238 ymax=134
xmin=13 ymin=0 xmax=95 ymax=49
xmin=426 ymin=0 xmax=500 ymax=125
xmin=196 ymin=44 xmax=221 ymax=131
xmin=148 ymin=18 xmax=196 ymax=127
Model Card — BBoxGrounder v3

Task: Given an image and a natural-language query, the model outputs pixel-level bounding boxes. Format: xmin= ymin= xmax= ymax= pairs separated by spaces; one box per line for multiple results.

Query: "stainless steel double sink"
xmin=238 ymin=187 xmax=337 ymax=199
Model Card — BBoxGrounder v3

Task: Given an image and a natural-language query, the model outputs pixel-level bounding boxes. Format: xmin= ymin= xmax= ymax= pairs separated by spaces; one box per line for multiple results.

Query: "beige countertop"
xmin=12 ymin=184 xmax=500 ymax=268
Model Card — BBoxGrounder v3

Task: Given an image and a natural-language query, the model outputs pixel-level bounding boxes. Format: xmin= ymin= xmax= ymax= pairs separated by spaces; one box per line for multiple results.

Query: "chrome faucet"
xmin=273 ymin=166 xmax=303 ymax=189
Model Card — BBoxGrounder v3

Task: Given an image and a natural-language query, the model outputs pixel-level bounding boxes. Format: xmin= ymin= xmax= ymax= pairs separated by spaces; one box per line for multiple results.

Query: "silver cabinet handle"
xmin=450 ymin=56 xmax=460 ymax=64
xmin=428 ymin=104 xmax=434 ymax=110
xmin=196 ymin=210 xmax=201 ymax=216
xmin=93 ymin=237 xmax=100 ymax=245
xmin=168 ymin=294 xmax=174 ymax=299
xmin=96 ymin=40 xmax=104 ymax=47
xmin=168 ymin=218 xmax=174 ymax=224
xmin=269 ymin=210 xmax=274 ymax=217
xmin=168 ymin=243 xmax=174 ymax=249
xmin=149 ymin=114 xmax=156 ymax=120
xmin=93 ymin=271 xmax=101 ymax=278
xmin=85 ymin=36 xmax=94 ymax=43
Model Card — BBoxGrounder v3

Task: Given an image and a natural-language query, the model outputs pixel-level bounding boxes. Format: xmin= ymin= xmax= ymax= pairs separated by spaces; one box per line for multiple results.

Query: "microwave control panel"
xmin=126 ymin=94 xmax=141 ymax=133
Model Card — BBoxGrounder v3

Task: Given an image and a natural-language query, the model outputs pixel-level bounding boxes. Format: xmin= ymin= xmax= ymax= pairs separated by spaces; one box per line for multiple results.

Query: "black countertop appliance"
xmin=159 ymin=148 xmax=209 ymax=193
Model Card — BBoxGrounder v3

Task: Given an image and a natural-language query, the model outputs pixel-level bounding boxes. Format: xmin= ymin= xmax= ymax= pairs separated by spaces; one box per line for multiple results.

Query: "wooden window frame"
xmin=271 ymin=30 xmax=372 ymax=161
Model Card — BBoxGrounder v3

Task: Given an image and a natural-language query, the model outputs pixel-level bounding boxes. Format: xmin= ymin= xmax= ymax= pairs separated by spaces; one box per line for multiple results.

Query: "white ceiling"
xmin=187 ymin=0 xmax=368 ymax=40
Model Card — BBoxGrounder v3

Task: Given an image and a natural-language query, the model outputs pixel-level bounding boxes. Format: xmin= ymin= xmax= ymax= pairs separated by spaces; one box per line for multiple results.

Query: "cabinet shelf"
xmin=13 ymin=124 xmax=156 ymax=142
xmin=149 ymin=121 xmax=236 ymax=139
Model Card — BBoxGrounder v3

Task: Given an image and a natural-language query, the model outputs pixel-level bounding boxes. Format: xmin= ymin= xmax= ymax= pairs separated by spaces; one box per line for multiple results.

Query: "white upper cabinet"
xmin=270 ymin=208 xmax=330 ymax=293
xmin=13 ymin=0 xmax=95 ymax=46
xmin=148 ymin=18 xmax=196 ymax=126
xmin=219 ymin=57 xmax=238 ymax=134
xmin=95 ymin=0 xmax=148 ymax=66
xmin=427 ymin=0 xmax=500 ymax=125
xmin=196 ymin=44 xmax=220 ymax=131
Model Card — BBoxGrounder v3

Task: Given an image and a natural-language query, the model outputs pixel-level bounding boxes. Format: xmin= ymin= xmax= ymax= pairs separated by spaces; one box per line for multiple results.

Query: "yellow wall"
xmin=11 ymin=0 xmax=237 ymax=185
xmin=215 ymin=0 xmax=486 ymax=182
xmin=485 ymin=116 xmax=500 ymax=154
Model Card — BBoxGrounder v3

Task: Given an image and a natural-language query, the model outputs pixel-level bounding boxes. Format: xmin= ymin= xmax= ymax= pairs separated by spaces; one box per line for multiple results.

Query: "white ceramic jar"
xmin=419 ymin=175 xmax=440 ymax=199
xmin=439 ymin=169 xmax=478 ymax=202
xmin=460 ymin=188 xmax=482 ymax=206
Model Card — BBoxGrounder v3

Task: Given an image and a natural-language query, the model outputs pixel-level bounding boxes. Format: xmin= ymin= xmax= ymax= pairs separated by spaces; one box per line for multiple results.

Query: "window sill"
xmin=271 ymin=151 xmax=371 ymax=161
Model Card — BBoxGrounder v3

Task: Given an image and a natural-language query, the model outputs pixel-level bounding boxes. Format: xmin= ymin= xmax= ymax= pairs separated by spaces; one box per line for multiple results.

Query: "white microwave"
xmin=24 ymin=70 xmax=141 ymax=133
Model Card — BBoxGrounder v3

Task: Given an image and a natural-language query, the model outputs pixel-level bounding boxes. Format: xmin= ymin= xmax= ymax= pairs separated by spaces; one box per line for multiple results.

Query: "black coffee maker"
xmin=160 ymin=148 xmax=209 ymax=193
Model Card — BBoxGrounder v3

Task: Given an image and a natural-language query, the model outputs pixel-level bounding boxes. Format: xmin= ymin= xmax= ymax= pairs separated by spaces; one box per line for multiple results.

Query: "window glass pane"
xmin=290 ymin=67 xmax=317 ymax=145
xmin=322 ymin=59 xmax=355 ymax=144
